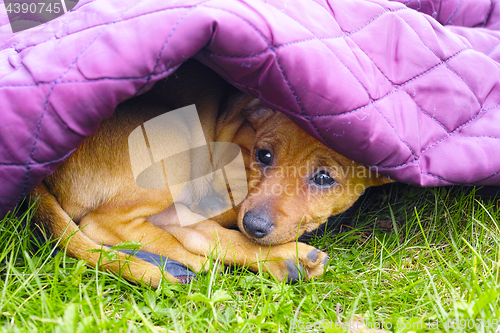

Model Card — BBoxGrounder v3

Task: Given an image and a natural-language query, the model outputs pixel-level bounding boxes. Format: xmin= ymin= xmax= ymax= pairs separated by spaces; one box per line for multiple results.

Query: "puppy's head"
xmin=238 ymin=99 xmax=392 ymax=245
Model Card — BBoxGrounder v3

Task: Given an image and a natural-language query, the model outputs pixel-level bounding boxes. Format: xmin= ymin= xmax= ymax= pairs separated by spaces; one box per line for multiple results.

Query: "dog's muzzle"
xmin=242 ymin=211 xmax=273 ymax=239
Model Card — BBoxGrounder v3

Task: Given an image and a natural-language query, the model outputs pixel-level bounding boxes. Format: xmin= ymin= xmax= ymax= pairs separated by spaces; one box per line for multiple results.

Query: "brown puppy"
xmin=31 ymin=60 xmax=391 ymax=287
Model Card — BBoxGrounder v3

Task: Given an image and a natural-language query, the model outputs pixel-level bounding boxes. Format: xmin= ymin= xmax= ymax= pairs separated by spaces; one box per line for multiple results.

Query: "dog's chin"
xmin=249 ymin=236 xmax=278 ymax=246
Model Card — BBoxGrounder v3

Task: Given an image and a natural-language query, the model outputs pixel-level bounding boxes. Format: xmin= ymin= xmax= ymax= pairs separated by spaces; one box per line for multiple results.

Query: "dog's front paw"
xmin=262 ymin=242 xmax=328 ymax=283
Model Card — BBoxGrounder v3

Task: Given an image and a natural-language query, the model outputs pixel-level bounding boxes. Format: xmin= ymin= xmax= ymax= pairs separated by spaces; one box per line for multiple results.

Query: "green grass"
xmin=2 ymin=185 xmax=500 ymax=332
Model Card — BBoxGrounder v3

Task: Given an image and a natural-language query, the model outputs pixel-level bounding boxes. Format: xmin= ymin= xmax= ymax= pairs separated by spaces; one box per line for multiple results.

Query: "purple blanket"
xmin=1 ymin=0 xmax=500 ymax=217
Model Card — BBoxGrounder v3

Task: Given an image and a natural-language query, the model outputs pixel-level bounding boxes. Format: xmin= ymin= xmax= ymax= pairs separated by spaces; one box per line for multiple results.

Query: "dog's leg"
xmin=162 ymin=219 xmax=328 ymax=282
xmin=80 ymin=213 xmax=209 ymax=272
xmin=33 ymin=184 xmax=202 ymax=287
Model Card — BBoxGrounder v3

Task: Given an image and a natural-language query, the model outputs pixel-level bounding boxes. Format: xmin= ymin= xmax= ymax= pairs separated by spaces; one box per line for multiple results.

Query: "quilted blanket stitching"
xmin=203 ymin=13 xmax=473 ymax=146
xmin=450 ymin=108 xmax=487 ymax=134
xmin=189 ymin=3 xmax=312 ymax=120
xmin=1 ymin=67 xmax=180 ymax=168
xmin=307 ymin=63 xmax=493 ymax=171
xmin=372 ymin=159 xmax=418 ymax=170
xmin=339 ymin=29 xmax=432 ymax=161
xmin=406 ymin=0 xmax=423 ymax=12
xmin=340 ymin=26 xmax=460 ymax=160
xmin=206 ymin=4 xmax=273 ymax=46
xmin=0 ymin=3 xmax=203 ymax=53
xmin=484 ymin=101 xmax=500 ymax=112
xmin=18 ymin=0 xmax=148 ymax=200
xmin=416 ymin=103 xmax=495 ymax=160
xmin=343 ymin=7 xmax=410 ymax=36
xmin=399 ymin=25 xmax=497 ymax=155
xmin=309 ymin=88 xmax=401 ymax=118
xmin=8 ymin=1 xmax=267 ymax=176
xmin=486 ymin=41 xmax=500 ymax=55
xmin=343 ymin=35 xmax=398 ymax=87
xmin=462 ymin=135 xmax=500 ymax=139
xmin=471 ymin=168 xmax=500 ymax=183
xmin=258 ymin=1 xmax=426 ymax=166
xmin=0 ymin=73 xmax=177 ymax=89
xmin=482 ymin=0 xmax=494 ymax=27
xmin=400 ymin=17 xmax=482 ymax=112
xmin=259 ymin=0 xmax=387 ymax=148
xmin=220 ymin=75 xmax=382 ymax=165
xmin=306 ymin=47 xmax=468 ymax=117
xmin=420 ymin=165 xmax=500 ymax=185
xmin=421 ymin=172 xmax=459 ymax=184
xmin=376 ymin=102 xmax=496 ymax=170
xmin=259 ymin=2 xmax=377 ymax=97
xmin=19 ymin=84 xmax=57 ymax=200
xmin=204 ymin=4 xmax=308 ymax=117
xmin=371 ymin=104 xmax=419 ymax=160
xmin=259 ymin=0 xmax=422 ymax=158
xmin=444 ymin=0 xmax=461 ymax=25
xmin=133 ymin=1 xmax=212 ymax=98
xmin=273 ymin=53 xmax=306 ymax=115
xmin=193 ymin=7 xmax=408 ymax=60
xmin=409 ymin=94 xmax=451 ymax=134
xmin=0 ymin=148 xmax=76 ymax=167
xmin=331 ymin=47 xmax=421 ymax=160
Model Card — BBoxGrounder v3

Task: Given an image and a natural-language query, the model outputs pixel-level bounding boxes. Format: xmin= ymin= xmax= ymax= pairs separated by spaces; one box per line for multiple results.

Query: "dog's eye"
xmin=256 ymin=149 xmax=272 ymax=166
xmin=313 ymin=170 xmax=335 ymax=187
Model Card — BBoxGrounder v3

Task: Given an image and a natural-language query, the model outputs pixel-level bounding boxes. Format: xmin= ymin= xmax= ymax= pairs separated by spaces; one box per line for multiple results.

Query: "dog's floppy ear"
xmin=220 ymin=92 xmax=253 ymax=123
xmin=241 ymin=98 xmax=275 ymax=130
xmin=221 ymin=93 xmax=275 ymax=130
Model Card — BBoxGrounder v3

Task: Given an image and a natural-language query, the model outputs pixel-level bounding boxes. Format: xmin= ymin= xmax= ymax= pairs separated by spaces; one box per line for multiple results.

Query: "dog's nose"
xmin=242 ymin=211 xmax=273 ymax=239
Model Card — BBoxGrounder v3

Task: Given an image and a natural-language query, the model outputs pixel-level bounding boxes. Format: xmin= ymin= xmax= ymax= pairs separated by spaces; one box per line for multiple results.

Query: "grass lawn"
xmin=1 ymin=184 xmax=500 ymax=332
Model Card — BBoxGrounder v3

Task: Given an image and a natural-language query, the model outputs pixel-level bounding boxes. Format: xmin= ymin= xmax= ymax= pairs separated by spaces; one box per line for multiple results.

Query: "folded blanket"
xmin=1 ymin=0 xmax=500 ymax=217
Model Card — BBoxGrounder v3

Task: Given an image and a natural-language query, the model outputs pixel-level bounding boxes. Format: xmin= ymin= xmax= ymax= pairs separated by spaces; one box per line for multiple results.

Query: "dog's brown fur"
xmin=31 ymin=60 xmax=391 ymax=286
